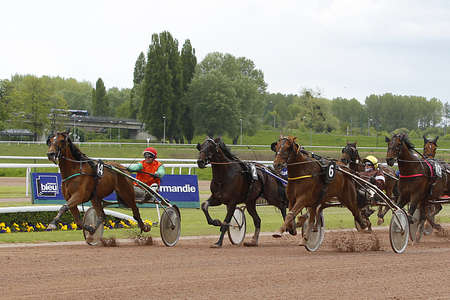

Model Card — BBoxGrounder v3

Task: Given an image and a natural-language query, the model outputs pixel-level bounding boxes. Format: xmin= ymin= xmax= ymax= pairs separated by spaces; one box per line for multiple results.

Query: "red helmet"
xmin=143 ymin=147 xmax=157 ymax=158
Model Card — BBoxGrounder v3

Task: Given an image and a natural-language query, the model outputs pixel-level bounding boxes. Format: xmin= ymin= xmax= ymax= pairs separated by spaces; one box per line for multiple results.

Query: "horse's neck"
xmin=288 ymin=151 xmax=313 ymax=174
xmin=398 ymin=144 xmax=423 ymax=173
xmin=350 ymin=161 xmax=364 ymax=172
xmin=211 ymin=152 xmax=240 ymax=180
xmin=59 ymin=148 xmax=81 ymax=176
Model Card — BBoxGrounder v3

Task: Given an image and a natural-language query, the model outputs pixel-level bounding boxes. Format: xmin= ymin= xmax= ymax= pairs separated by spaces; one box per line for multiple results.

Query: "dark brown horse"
xmin=271 ymin=136 xmax=370 ymax=241
xmin=386 ymin=133 xmax=447 ymax=233
xmin=197 ymin=137 xmax=288 ymax=247
xmin=46 ymin=131 xmax=150 ymax=235
xmin=341 ymin=142 xmax=398 ymax=225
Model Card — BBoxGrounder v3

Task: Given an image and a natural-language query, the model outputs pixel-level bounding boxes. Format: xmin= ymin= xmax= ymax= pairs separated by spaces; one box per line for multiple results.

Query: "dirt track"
xmin=1 ymin=229 xmax=450 ymax=299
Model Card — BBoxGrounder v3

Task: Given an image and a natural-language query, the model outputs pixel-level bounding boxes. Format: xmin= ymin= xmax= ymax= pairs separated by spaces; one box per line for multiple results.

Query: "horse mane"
xmin=67 ymin=136 xmax=90 ymax=161
xmin=216 ymin=138 xmax=239 ymax=161
xmin=400 ymin=133 xmax=415 ymax=149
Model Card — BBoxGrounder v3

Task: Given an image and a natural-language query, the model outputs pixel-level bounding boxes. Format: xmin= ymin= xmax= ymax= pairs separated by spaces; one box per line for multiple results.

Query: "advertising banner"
xmin=31 ymin=173 xmax=200 ymax=208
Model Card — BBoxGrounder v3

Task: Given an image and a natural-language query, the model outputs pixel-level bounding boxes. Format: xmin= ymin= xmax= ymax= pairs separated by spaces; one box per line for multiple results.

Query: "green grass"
xmin=0 ymin=186 xmax=26 ymax=198
xmin=1 ymin=204 xmax=450 ymax=244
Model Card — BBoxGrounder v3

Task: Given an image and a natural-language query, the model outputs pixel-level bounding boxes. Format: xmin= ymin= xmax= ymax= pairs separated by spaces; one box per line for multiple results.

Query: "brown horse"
xmin=197 ymin=137 xmax=288 ymax=247
xmin=386 ymin=133 xmax=447 ymax=233
xmin=340 ymin=142 xmax=398 ymax=225
xmin=271 ymin=136 xmax=370 ymax=241
xmin=46 ymin=131 xmax=150 ymax=234
xmin=423 ymin=135 xmax=439 ymax=159
xmin=422 ymin=135 xmax=447 ymax=231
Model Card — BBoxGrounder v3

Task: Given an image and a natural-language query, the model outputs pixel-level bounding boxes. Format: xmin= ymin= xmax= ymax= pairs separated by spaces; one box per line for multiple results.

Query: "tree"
xmin=129 ymin=52 xmax=146 ymax=119
xmin=107 ymin=87 xmax=131 ymax=118
xmin=11 ymin=75 xmax=66 ymax=140
xmin=141 ymin=33 xmax=174 ymax=141
xmin=179 ymin=39 xmax=197 ymax=143
xmin=189 ymin=52 xmax=267 ymax=143
xmin=0 ymin=79 xmax=15 ymax=131
xmin=92 ymin=78 xmax=108 ymax=116
xmin=188 ymin=70 xmax=239 ymax=137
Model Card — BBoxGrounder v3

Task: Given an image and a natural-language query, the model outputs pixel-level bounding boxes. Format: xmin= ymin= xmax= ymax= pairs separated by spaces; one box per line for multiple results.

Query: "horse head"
xmin=341 ymin=142 xmax=359 ymax=165
xmin=196 ymin=137 xmax=220 ymax=168
xmin=46 ymin=130 xmax=71 ymax=164
xmin=423 ymin=135 xmax=438 ymax=158
xmin=386 ymin=133 xmax=414 ymax=166
xmin=271 ymin=136 xmax=299 ymax=173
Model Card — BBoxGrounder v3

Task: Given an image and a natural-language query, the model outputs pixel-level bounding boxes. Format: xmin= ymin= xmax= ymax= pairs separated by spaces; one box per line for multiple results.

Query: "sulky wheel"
xmin=160 ymin=206 xmax=181 ymax=247
xmin=389 ymin=209 xmax=409 ymax=254
xmin=82 ymin=207 xmax=104 ymax=246
xmin=301 ymin=211 xmax=325 ymax=252
xmin=227 ymin=207 xmax=246 ymax=245
xmin=409 ymin=208 xmax=424 ymax=243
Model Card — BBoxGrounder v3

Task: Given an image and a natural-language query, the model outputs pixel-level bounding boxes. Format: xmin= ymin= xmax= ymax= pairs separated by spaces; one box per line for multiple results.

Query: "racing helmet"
xmin=143 ymin=147 xmax=157 ymax=158
xmin=363 ymin=155 xmax=378 ymax=169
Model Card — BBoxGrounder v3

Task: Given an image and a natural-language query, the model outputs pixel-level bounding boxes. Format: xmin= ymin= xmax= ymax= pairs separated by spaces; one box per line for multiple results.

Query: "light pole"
xmin=273 ymin=114 xmax=276 ymax=128
xmin=240 ymin=118 xmax=243 ymax=145
xmin=162 ymin=115 xmax=166 ymax=143
xmin=368 ymin=118 xmax=372 ymax=136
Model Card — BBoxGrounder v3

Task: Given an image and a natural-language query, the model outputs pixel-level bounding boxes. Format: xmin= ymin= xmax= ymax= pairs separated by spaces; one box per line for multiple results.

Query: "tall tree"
xmin=92 ymin=78 xmax=108 ymax=116
xmin=141 ymin=33 xmax=174 ymax=141
xmin=129 ymin=52 xmax=146 ymax=119
xmin=179 ymin=39 xmax=197 ymax=143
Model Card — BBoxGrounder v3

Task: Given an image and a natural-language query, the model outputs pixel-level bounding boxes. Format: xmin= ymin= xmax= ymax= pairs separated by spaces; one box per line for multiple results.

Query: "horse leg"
xmin=244 ymin=203 xmax=261 ymax=247
xmin=201 ymin=197 xmax=222 ymax=226
xmin=116 ymin=181 xmax=150 ymax=233
xmin=47 ymin=204 xmax=70 ymax=230
xmin=211 ymin=204 xmax=237 ymax=248
xmin=47 ymin=194 xmax=84 ymax=230
xmin=425 ymin=203 xmax=442 ymax=231
xmin=86 ymin=196 xmax=106 ymax=234
xmin=273 ymin=195 xmax=306 ymax=238
xmin=69 ymin=206 xmax=83 ymax=229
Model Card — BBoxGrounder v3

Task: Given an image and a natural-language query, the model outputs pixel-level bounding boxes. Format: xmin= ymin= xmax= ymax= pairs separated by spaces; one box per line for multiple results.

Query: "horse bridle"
xmin=275 ymin=137 xmax=300 ymax=165
xmin=198 ymin=138 xmax=220 ymax=166
xmin=46 ymin=134 xmax=65 ymax=163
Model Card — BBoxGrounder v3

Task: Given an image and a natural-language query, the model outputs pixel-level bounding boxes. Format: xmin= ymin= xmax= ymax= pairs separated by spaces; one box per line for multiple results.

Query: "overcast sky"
xmin=2 ymin=0 xmax=449 ymax=103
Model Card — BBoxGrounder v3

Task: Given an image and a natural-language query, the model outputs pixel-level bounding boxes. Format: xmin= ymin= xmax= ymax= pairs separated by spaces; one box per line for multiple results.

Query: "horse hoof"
xmin=47 ymin=224 xmax=57 ymax=231
xmin=377 ymin=218 xmax=384 ymax=226
xmin=212 ymin=220 xmax=222 ymax=226
xmin=244 ymin=241 xmax=258 ymax=247
xmin=272 ymin=232 xmax=283 ymax=238
xmin=85 ymin=235 xmax=94 ymax=244
xmin=210 ymin=243 xmax=222 ymax=248
xmin=288 ymin=228 xmax=297 ymax=236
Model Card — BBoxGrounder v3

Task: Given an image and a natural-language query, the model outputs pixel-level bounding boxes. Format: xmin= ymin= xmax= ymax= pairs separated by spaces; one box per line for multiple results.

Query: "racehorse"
xmin=422 ymin=135 xmax=446 ymax=230
xmin=271 ymin=136 xmax=370 ymax=241
xmin=386 ymin=133 xmax=447 ymax=232
xmin=196 ymin=137 xmax=288 ymax=247
xmin=341 ymin=142 xmax=398 ymax=225
xmin=423 ymin=135 xmax=439 ymax=159
xmin=46 ymin=131 xmax=150 ymax=235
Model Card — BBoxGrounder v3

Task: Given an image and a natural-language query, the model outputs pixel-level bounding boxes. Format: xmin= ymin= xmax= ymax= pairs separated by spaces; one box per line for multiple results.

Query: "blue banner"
xmin=31 ymin=173 xmax=200 ymax=208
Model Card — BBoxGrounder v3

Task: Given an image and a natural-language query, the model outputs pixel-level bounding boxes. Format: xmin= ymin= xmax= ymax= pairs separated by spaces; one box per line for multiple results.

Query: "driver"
xmin=127 ymin=147 xmax=165 ymax=201
xmin=357 ymin=155 xmax=385 ymax=216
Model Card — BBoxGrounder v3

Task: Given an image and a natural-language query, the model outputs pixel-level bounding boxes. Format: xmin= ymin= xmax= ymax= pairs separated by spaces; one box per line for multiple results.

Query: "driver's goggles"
xmin=144 ymin=153 xmax=155 ymax=158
